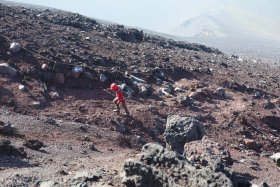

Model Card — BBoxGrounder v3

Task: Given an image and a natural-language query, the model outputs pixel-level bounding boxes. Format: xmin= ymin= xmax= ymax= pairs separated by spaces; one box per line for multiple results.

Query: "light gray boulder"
xmin=9 ymin=42 xmax=21 ymax=53
xmin=270 ymin=152 xmax=280 ymax=166
xmin=0 ymin=63 xmax=17 ymax=77
xmin=164 ymin=115 xmax=205 ymax=153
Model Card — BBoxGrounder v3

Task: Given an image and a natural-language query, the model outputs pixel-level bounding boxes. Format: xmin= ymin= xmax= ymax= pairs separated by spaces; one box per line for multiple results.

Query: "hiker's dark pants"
xmin=113 ymin=98 xmax=129 ymax=115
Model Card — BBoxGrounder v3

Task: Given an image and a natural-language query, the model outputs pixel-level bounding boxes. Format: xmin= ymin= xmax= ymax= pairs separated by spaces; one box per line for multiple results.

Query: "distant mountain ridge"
xmin=169 ymin=15 xmax=227 ymax=38
xmin=166 ymin=0 xmax=280 ymax=63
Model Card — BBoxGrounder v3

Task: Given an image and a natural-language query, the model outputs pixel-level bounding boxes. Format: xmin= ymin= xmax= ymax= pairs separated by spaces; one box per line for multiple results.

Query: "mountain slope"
xmin=0 ymin=2 xmax=280 ymax=186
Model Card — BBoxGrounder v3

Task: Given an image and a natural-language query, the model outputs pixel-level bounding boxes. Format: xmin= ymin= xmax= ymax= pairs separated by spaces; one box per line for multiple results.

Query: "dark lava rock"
xmin=178 ymin=96 xmax=195 ymax=108
xmin=122 ymin=143 xmax=247 ymax=187
xmin=44 ymin=12 xmax=97 ymax=30
xmin=0 ymin=122 xmax=16 ymax=135
xmin=0 ymin=139 xmax=27 ymax=158
xmin=116 ymin=27 xmax=144 ymax=43
xmin=67 ymin=171 xmax=101 ymax=186
xmin=261 ymin=116 xmax=280 ymax=132
xmin=184 ymin=137 xmax=233 ymax=172
xmin=164 ymin=115 xmax=205 ymax=154
xmin=24 ymin=139 xmax=46 ymax=150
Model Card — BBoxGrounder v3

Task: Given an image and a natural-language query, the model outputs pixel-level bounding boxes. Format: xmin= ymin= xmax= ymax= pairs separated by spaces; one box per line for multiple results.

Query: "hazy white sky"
xmin=6 ymin=0 xmax=280 ymax=36
xmin=8 ymin=0 xmax=225 ymax=31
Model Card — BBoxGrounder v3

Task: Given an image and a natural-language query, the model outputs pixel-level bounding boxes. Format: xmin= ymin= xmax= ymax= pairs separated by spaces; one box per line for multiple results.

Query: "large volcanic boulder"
xmin=121 ymin=117 xmax=251 ymax=187
xmin=122 ymin=143 xmax=239 ymax=187
xmin=164 ymin=115 xmax=205 ymax=153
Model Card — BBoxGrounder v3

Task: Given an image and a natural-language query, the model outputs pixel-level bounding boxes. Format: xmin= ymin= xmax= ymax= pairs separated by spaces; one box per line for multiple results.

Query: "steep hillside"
xmin=0 ymin=3 xmax=280 ymax=187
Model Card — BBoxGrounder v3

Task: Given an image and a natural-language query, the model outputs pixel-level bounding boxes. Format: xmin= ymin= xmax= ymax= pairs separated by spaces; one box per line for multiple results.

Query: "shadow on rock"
xmin=0 ymin=139 xmax=36 ymax=168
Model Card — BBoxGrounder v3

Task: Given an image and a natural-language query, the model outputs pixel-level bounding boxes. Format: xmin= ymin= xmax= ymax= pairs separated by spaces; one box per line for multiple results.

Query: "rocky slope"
xmin=0 ymin=2 xmax=280 ymax=187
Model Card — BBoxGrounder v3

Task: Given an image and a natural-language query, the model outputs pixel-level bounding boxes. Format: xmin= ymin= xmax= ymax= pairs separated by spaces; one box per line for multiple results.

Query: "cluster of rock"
xmin=0 ymin=3 xmax=223 ymax=87
xmin=123 ymin=143 xmax=236 ymax=187
xmin=0 ymin=120 xmax=46 ymax=152
xmin=0 ymin=139 xmax=26 ymax=158
xmin=41 ymin=10 xmax=97 ymax=31
xmin=121 ymin=115 xmax=252 ymax=187
xmin=0 ymin=121 xmax=17 ymax=135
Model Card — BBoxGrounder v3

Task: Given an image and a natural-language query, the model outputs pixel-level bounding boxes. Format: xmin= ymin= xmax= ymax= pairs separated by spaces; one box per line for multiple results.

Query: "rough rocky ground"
xmin=0 ymin=2 xmax=280 ymax=187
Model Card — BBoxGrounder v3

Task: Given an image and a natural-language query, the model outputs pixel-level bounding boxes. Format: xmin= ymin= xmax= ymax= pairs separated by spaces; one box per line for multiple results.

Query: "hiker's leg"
xmin=113 ymin=98 xmax=120 ymax=114
xmin=113 ymin=97 xmax=118 ymax=105
xmin=122 ymin=101 xmax=130 ymax=115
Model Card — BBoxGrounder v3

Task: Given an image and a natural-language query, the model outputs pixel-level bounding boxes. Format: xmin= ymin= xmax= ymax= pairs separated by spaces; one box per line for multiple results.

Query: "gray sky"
xmin=7 ymin=0 xmax=222 ymax=31
xmin=6 ymin=0 xmax=280 ymax=37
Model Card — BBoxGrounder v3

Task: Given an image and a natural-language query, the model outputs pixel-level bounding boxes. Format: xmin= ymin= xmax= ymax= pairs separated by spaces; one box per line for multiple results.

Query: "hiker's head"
xmin=110 ymin=83 xmax=119 ymax=92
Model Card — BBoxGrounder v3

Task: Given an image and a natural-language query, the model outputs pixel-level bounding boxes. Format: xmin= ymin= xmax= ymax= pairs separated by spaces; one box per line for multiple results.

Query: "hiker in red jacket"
xmin=110 ymin=83 xmax=130 ymax=115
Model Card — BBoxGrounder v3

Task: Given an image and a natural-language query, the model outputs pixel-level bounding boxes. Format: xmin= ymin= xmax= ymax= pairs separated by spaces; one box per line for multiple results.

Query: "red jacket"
xmin=116 ymin=90 xmax=124 ymax=103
